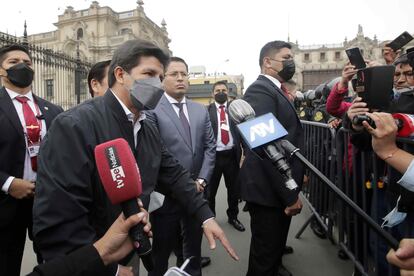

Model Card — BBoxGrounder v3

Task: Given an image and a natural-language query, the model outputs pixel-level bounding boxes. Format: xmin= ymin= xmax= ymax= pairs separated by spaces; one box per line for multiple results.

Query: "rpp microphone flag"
xmin=95 ymin=138 xmax=153 ymax=271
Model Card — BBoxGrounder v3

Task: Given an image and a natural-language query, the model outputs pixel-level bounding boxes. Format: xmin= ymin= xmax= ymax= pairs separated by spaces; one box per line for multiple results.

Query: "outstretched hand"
xmin=202 ymin=219 xmax=239 ymax=261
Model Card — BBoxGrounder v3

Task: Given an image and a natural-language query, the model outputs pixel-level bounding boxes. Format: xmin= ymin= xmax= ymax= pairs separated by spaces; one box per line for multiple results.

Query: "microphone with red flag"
xmin=95 ymin=138 xmax=153 ymax=271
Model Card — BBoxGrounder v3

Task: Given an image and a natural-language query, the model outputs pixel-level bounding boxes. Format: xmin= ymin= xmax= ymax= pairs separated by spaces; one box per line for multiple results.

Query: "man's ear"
xmin=263 ymin=57 xmax=271 ymax=69
xmin=114 ymin=66 xmax=126 ymax=84
xmin=90 ymin=79 xmax=99 ymax=94
xmin=0 ymin=67 xmax=7 ymax=77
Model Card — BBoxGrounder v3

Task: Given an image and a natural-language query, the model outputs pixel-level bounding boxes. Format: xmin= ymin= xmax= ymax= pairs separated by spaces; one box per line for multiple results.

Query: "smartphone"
xmin=387 ymin=31 xmax=413 ymax=51
xmin=345 ymin=47 xmax=366 ymax=69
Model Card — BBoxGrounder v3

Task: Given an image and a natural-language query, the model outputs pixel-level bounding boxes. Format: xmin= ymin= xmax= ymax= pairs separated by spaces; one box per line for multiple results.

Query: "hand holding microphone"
xmin=95 ymin=138 xmax=154 ymax=271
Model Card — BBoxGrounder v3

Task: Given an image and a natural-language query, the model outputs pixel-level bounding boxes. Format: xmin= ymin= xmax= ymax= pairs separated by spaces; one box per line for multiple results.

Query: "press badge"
xmin=28 ymin=144 xmax=40 ymax=158
xmin=221 ymin=124 xmax=229 ymax=131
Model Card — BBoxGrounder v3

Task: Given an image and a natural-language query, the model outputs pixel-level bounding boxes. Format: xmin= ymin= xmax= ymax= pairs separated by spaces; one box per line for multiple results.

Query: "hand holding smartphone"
xmin=346 ymin=47 xmax=366 ymax=70
xmin=387 ymin=31 xmax=413 ymax=51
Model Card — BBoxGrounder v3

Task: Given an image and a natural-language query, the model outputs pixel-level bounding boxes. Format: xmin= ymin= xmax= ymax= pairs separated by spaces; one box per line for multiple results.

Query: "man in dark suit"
xmin=33 ymin=39 xmax=238 ymax=276
xmin=0 ymin=44 xmax=63 ymax=276
xmin=207 ymin=81 xmax=245 ymax=232
xmin=148 ymin=57 xmax=216 ymax=276
xmin=241 ymin=40 xmax=304 ymax=276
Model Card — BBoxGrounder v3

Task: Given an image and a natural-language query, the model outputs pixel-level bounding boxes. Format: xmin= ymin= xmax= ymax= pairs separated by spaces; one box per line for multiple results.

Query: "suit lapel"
xmin=258 ymin=76 xmax=300 ymax=122
xmin=186 ymin=100 xmax=197 ymax=153
xmin=159 ymin=96 xmax=192 ymax=150
xmin=34 ymin=95 xmax=53 ymax=129
xmin=0 ymin=87 xmax=24 ymax=137
xmin=209 ymin=103 xmax=218 ymax=140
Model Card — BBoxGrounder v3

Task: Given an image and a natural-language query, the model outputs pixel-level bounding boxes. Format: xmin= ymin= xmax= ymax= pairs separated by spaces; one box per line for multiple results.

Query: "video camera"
xmin=352 ymin=113 xmax=414 ymax=138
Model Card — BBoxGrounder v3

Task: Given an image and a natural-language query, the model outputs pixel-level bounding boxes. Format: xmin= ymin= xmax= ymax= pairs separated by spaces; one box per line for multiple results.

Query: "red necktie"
xmin=281 ymin=84 xmax=293 ymax=101
xmin=219 ymin=105 xmax=229 ymax=145
xmin=15 ymin=96 xmax=41 ymax=171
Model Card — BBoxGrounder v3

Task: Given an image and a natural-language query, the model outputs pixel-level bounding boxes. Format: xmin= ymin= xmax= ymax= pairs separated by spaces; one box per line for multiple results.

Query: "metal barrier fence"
xmin=0 ymin=32 xmax=91 ymax=110
xmin=298 ymin=120 xmax=414 ymax=276
xmin=295 ymin=121 xmax=337 ymax=244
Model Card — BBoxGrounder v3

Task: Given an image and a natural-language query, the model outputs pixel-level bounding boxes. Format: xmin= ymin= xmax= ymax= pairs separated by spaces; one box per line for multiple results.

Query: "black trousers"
xmin=0 ymin=199 xmax=40 ymax=276
xmin=149 ymin=211 xmax=202 ymax=276
xmin=208 ymin=149 xmax=240 ymax=219
xmin=247 ymin=202 xmax=292 ymax=276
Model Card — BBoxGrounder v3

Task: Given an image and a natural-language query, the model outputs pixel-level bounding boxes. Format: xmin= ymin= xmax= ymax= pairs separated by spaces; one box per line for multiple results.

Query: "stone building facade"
xmin=27 ymin=1 xmax=171 ymax=62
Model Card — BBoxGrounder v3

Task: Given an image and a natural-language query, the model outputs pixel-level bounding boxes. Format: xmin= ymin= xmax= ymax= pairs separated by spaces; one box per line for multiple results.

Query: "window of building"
xmin=320 ymin=52 xmax=326 ymax=61
xmin=304 ymin=53 xmax=310 ymax=61
xmin=335 ymin=51 xmax=341 ymax=60
xmin=120 ymin=28 xmax=132 ymax=35
xmin=204 ymin=80 xmax=210 ymax=84
xmin=46 ymin=79 xmax=54 ymax=99
xmin=77 ymin=28 xmax=83 ymax=40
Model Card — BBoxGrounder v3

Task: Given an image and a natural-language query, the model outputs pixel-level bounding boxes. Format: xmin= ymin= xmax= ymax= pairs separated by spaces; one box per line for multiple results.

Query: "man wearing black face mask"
xmin=241 ymin=40 xmax=304 ymax=276
xmin=207 ymin=81 xmax=244 ymax=232
xmin=33 ymin=39 xmax=239 ymax=276
xmin=0 ymin=44 xmax=63 ymax=276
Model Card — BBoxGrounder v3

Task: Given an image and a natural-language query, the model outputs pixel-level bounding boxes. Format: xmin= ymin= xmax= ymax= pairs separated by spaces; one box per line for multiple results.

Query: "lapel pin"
xmin=44 ymin=106 xmax=49 ymax=110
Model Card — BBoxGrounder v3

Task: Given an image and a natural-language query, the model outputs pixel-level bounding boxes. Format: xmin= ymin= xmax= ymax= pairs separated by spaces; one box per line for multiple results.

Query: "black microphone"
xmin=36 ymin=114 xmax=45 ymax=120
xmin=229 ymin=99 xmax=298 ymax=190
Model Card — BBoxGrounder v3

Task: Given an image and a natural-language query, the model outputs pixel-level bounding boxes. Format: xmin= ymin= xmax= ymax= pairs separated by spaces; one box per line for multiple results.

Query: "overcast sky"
xmin=1 ymin=0 xmax=413 ymax=86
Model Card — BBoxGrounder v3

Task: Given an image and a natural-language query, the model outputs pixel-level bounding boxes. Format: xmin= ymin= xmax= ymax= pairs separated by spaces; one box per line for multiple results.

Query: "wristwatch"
xmin=196 ymin=178 xmax=206 ymax=188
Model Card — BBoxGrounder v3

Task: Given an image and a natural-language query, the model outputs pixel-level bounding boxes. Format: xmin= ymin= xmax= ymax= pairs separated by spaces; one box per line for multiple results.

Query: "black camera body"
xmin=355 ymin=65 xmax=395 ymax=111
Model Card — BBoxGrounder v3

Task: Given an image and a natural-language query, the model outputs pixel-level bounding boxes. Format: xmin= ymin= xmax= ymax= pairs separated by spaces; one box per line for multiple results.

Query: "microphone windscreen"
xmin=228 ymin=99 xmax=256 ymax=124
xmin=95 ymin=138 xmax=142 ymax=204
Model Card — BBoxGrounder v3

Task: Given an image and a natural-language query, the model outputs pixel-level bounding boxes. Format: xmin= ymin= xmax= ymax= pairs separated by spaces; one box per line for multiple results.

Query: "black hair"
xmin=259 ymin=40 xmax=291 ymax=67
xmin=166 ymin=56 xmax=188 ymax=72
xmin=108 ymin=39 xmax=170 ymax=88
xmin=212 ymin=80 xmax=228 ymax=91
xmin=87 ymin=60 xmax=111 ymax=97
xmin=394 ymin=53 xmax=409 ymax=66
xmin=0 ymin=44 xmax=32 ymax=65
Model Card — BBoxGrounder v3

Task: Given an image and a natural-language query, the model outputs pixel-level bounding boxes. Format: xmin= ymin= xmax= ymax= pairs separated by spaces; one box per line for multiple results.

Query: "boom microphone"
xmin=229 ymin=99 xmax=298 ymax=190
xmin=95 ymin=138 xmax=153 ymax=271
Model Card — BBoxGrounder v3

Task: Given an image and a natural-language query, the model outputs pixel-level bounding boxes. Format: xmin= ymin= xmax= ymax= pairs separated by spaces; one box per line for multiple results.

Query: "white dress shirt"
xmin=111 ymin=90 xmax=146 ymax=147
xmin=2 ymin=89 xmax=47 ymax=193
xmin=214 ymin=101 xmax=234 ymax=151
xmin=261 ymin=74 xmax=282 ymax=90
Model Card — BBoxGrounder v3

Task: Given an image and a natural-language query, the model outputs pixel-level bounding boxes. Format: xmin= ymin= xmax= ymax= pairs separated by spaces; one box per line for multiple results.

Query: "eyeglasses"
xmin=165 ymin=71 xmax=189 ymax=79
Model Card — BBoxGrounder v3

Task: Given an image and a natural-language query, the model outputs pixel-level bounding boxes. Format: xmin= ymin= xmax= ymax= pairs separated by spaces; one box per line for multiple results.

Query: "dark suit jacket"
xmin=208 ymin=101 xmax=242 ymax=164
xmin=0 ymin=86 xmax=62 ymax=230
xmin=148 ymin=95 xmax=216 ymax=215
xmin=28 ymin=245 xmax=105 ymax=276
xmin=240 ymin=75 xmax=304 ymax=208
xmin=33 ymin=91 xmax=213 ymax=274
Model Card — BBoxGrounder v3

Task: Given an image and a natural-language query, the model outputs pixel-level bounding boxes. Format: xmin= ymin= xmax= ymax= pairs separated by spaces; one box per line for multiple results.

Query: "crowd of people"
xmin=0 ymin=33 xmax=413 ymax=276
xmin=295 ymin=40 xmax=414 ymax=275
